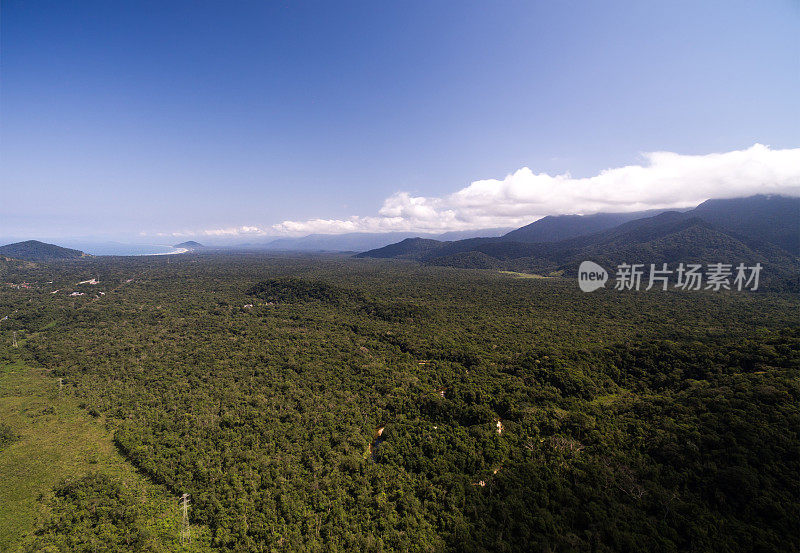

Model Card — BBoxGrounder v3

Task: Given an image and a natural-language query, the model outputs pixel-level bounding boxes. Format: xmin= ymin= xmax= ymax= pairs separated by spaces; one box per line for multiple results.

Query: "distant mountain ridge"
xmin=358 ymin=237 xmax=445 ymax=259
xmin=174 ymin=241 xmax=205 ymax=249
xmin=240 ymin=228 xmax=513 ymax=253
xmin=502 ymin=208 xmax=681 ymax=243
xmin=0 ymin=240 xmax=88 ymax=261
xmin=691 ymin=195 xmax=799 ymax=254
xmin=357 ymin=195 xmax=799 ymax=289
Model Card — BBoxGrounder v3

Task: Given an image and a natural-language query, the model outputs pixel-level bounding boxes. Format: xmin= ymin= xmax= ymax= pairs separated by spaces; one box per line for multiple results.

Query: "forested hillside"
xmin=0 ymin=240 xmax=87 ymax=261
xmin=357 ymin=195 xmax=800 ymax=290
xmin=501 ymin=209 xmax=672 ymax=243
xmin=0 ymin=253 xmax=798 ymax=551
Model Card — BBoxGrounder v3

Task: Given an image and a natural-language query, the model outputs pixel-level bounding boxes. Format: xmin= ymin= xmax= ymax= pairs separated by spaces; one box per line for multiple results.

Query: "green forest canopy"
xmin=0 ymin=253 xmax=797 ymax=552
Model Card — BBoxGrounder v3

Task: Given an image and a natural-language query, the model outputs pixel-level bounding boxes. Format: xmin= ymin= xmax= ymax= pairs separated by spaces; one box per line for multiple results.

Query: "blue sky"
xmin=2 ymin=1 xmax=798 ymax=242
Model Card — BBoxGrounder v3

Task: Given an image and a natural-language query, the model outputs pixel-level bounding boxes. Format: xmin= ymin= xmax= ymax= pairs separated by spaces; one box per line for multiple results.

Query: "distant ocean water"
xmin=69 ymin=243 xmax=182 ymax=256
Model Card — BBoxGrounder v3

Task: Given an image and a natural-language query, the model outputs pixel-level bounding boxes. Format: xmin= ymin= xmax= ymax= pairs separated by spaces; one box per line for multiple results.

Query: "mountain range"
xmin=237 ymin=228 xmax=513 ymax=252
xmin=3 ymin=196 xmax=797 ymax=289
xmin=357 ymin=195 xmax=799 ymax=289
xmin=501 ymin=208 xmax=685 ymax=243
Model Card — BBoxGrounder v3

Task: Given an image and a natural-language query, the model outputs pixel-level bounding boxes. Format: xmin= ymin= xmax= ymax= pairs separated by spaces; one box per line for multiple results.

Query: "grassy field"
xmin=0 ymin=358 xmax=213 ymax=552
xmin=497 ymin=270 xmax=548 ymax=278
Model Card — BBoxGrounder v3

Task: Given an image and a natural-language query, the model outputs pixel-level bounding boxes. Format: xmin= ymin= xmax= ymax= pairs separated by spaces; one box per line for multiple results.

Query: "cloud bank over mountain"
xmin=162 ymin=144 xmax=800 ymax=238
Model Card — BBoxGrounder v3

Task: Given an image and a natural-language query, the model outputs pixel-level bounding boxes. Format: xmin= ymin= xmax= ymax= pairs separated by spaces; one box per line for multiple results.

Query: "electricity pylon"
xmin=180 ymin=493 xmax=191 ymax=544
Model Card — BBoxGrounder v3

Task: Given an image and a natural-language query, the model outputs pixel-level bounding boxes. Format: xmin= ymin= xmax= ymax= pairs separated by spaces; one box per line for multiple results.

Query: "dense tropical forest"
xmin=1 ymin=252 xmax=798 ymax=552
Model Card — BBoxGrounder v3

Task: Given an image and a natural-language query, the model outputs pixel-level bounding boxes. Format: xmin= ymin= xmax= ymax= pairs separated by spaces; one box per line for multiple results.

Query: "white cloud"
xmin=271 ymin=144 xmax=800 ymax=235
xmin=200 ymin=226 xmax=266 ymax=237
xmin=140 ymin=226 xmax=271 ymax=239
xmin=142 ymin=144 xmax=799 ymax=238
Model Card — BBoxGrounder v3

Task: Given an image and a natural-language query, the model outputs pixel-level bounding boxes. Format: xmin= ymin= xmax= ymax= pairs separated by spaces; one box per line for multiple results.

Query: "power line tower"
xmin=180 ymin=493 xmax=191 ymax=545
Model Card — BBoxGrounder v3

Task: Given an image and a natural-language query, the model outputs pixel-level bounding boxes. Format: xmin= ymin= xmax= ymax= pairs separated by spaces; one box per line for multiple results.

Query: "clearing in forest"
xmin=0 ymin=359 xmax=212 ymax=552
